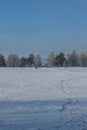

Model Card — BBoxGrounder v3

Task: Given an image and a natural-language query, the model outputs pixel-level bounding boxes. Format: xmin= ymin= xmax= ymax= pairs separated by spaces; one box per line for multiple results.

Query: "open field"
xmin=0 ymin=68 xmax=87 ymax=130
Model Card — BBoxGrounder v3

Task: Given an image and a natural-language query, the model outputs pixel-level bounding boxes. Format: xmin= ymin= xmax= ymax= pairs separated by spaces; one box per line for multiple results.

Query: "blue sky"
xmin=0 ymin=0 xmax=87 ymax=57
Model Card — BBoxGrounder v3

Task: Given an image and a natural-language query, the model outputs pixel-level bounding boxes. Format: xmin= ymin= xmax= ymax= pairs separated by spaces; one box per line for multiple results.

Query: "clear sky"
xmin=0 ymin=0 xmax=87 ymax=57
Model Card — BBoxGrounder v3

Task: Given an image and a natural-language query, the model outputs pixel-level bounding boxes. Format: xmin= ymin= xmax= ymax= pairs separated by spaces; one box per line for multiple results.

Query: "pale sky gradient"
xmin=0 ymin=0 xmax=87 ymax=57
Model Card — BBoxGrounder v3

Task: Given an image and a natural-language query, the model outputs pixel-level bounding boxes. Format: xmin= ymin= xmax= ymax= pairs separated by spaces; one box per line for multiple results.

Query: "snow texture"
xmin=0 ymin=67 xmax=87 ymax=130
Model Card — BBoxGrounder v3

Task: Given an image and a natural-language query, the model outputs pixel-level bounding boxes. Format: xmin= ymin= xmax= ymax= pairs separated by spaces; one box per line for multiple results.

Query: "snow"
xmin=0 ymin=67 xmax=87 ymax=101
xmin=0 ymin=67 xmax=87 ymax=130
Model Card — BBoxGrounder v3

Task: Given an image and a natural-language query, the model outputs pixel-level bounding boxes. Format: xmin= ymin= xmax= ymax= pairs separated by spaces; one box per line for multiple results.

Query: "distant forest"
xmin=0 ymin=48 xmax=87 ymax=67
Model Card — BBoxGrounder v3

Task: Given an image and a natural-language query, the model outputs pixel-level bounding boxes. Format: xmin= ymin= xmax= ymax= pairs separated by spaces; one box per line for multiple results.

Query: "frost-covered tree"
xmin=0 ymin=54 xmax=6 ymax=67
xmin=78 ymin=50 xmax=87 ymax=67
xmin=46 ymin=50 xmax=55 ymax=67
xmin=7 ymin=54 xmax=20 ymax=67
xmin=67 ymin=48 xmax=78 ymax=67
xmin=34 ymin=53 xmax=42 ymax=67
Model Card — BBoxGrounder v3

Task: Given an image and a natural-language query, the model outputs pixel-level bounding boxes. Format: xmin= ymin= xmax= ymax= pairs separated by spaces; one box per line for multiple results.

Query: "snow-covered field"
xmin=0 ymin=68 xmax=87 ymax=130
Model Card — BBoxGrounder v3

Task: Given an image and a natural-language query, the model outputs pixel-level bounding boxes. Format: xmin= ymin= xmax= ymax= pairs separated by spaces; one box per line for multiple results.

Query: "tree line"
xmin=0 ymin=48 xmax=87 ymax=67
